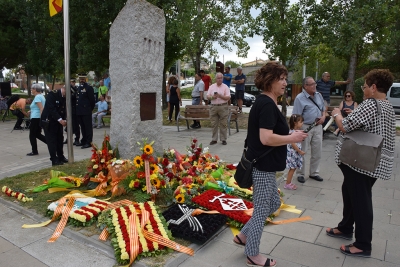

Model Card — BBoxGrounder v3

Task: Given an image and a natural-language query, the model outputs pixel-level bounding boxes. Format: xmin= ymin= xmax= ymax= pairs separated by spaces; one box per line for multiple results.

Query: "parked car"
xmin=32 ymin=81 xmax=50 ymax=93
xmin=230 ymin=87 xmax=256 ymax=107
xmin=387 ymin=83 xmax=400 ymax=114
xmin=181 ymin=79 xmax=186 ymax=86
xmin=186 ymin=77 xmax=194 ymax=84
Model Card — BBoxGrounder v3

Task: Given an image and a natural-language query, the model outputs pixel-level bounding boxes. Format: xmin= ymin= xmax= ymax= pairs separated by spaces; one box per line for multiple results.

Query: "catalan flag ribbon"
xmin=49 ymin=0 xmax=62 ymax=17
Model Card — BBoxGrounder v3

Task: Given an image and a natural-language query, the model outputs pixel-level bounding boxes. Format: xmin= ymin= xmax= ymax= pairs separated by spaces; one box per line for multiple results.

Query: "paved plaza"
xmin=0 ymin=118 xmax=400 ymax=267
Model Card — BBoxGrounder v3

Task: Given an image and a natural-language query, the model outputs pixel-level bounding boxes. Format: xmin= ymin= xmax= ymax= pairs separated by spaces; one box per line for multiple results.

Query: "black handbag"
xmin=234 ymin=145 xmax=274 ymax=188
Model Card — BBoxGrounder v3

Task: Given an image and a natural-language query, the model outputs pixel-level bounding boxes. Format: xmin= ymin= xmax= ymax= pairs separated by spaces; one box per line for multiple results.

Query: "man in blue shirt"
xmin=293 ymin=77 xmax=326 ymax=183
xmin=223 ymin=66 xmax=232 ymax=88
xmin=232 ymin=66 xmax=246 ymax=113
xmin=316 ymin=72 xmax=350 ymax=105
xmin=92 ymin=95 xmax=108 ymax=129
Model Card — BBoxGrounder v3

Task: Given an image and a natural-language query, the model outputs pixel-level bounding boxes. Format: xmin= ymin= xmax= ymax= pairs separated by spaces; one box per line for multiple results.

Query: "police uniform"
xmin=70 ymin=83 xmax=81 ymax=144
xmin=41 ymin=89 xmax=67 ymax=166
xmin=75 ymin=79 xmax=95 ymax=149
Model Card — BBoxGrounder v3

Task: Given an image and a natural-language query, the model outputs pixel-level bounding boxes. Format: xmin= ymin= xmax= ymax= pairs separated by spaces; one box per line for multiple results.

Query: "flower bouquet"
xmin=162 ymin=203 xmax=227 ymax=243
xmin=192 ymin=189 xmax=253 ymax=229
xmin=101 ymin=201 xmax=173 ymax=265
xmin=2 ymin=186 xmax=33 ymax=202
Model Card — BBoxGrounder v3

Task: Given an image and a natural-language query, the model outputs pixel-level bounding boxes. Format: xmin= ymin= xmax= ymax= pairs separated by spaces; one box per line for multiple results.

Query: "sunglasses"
xmin=345 ymin=95 xmax=351 ymax=97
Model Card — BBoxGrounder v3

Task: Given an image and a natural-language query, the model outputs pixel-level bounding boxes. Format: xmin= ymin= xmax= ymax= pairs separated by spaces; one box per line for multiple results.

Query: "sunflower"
xmin=150 ymin=164 xmax=159 ymax=173
xmin=143 ymin=144 xmax=153 ymax=155
xmin=175 ymin=193 xmax=185 ymax=203
xmin=133 ymin=156 xmax=144 ymax=168
xmin=151 ymin=178 xmax=161 ymax=188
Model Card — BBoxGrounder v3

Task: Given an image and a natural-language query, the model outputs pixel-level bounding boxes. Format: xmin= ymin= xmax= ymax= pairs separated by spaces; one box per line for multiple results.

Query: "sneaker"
xmin=96 ymin=126 xmax=102 ymax=129
xmin=284 ymin=183 xmax=297 ymax=190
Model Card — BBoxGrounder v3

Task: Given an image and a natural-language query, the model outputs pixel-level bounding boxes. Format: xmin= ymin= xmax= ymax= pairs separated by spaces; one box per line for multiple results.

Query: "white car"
xmin=186 ymin=77 xmax=194 ymax=84
xmin=32 ymin=81 xmax=50 ymax=93
xmin=387 ymin=83 xmax=400 ymax=114
xmin=181 ymin=79 xmax=186 ymax=86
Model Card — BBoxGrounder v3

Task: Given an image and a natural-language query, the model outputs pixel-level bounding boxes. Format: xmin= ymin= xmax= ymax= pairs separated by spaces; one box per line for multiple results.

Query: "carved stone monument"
xmin=109 ymin=0 xmax=165 ymax=159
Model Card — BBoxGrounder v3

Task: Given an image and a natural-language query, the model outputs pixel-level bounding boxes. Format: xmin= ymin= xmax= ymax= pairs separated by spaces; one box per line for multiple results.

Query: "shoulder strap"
xmin=304 ymin=92 xmax=323 ymax=111
xmin=244 ymin=138 xmax=275 ymax=164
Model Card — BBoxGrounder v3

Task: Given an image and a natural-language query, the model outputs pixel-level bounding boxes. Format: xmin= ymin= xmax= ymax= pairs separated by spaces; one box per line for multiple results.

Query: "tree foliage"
xmin=245 ymin=0 xmax=307 ymax=69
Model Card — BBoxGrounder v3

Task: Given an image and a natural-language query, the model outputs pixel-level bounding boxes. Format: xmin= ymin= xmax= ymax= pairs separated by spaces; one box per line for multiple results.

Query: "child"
xmin=285 ymin=114 xmax=306 ymax=190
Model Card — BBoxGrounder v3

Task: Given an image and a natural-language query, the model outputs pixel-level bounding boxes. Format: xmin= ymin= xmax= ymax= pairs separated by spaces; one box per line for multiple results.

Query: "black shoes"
xmin=297 ymin=176 xmax=305 ymax=183
xmin=59 ymin=157 xmax=68 ymax=163
xmin=27 ymin=152 xmax=38 ymax=156
xmin=81 ymin=144 xmax=91 ymax=149
xmin=73 ymin=140 xmax=80 ymax=146
xmin=75 ymin=142 xmax=83 ymax=146
xmin=210 ymin=141 xmax=217 ymax=145
xmin=222 ymin=141 xmax=227 ymax=145
xmin=190 ymin=124 xmax=201 ymax=129
xmin=52 ymin=160 xmax=64 ymax=166
xmin=14 ymin=126 xmax=23 ymax=130
xmin=309 ymin=175 xmax=323 ymax=182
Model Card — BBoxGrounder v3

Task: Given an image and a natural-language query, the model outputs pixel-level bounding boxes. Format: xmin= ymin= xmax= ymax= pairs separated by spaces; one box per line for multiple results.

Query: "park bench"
xmin=177 ymin=105 xmax=239 ymax=135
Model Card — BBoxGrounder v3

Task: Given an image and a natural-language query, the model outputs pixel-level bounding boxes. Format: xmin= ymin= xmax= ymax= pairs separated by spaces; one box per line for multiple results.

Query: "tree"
xmin=225 ymin=60 xmax=241 ymax=68
xmin=0 ymin=0 xmax=26 ymax=69
xmin=183 ymin=0 xmax=251 ymax=73
xmin=302 ymin=0 xmax=395 ymax=91
xmin=245 ymin=0 xmax=307 ymax=116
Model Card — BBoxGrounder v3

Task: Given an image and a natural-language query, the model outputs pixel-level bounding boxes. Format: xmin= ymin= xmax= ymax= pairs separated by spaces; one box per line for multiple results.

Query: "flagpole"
xmin=63 ymin=0 xmax=74 ymax=162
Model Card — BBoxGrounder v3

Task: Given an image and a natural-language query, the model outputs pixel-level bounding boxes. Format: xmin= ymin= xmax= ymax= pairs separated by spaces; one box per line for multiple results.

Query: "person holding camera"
xmin=207 ymin=72 xmax=230 ymax=145
xmin=293 ymin=76 xmax=326 ymax=183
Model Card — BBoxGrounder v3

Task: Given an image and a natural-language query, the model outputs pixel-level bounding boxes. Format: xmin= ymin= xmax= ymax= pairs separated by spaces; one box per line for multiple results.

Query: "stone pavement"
xmin=1 ymin=118 xmax=400 ymax=267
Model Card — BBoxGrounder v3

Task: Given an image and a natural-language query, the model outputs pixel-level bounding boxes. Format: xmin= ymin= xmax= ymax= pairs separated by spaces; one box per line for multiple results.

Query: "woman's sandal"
xmin=246 ymin=256 xmax=277 ymax=267
xmin=233 ymin=235 xmax=245 ymax=246
xmin=340 ymin=244 xmax=371 ymax=258
xmin=326 ymin=227 xmax=353 ymax=240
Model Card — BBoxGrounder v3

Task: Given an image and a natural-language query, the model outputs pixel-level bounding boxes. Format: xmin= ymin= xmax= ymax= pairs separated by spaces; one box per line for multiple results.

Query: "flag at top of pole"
xmin=49 ymin=0 xmax=62 ymax=16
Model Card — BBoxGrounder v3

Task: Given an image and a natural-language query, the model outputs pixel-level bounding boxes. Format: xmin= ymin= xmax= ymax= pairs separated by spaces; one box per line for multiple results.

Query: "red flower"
xmin=193 ymin=138 xmax=197 ymax=143
xmin=162 ymin=158 xmax=169 ymax=166
xmin=134 ymin=181 xmax=140 ymax=188
xmin=137 ymin=172 xmax=146 ymax=179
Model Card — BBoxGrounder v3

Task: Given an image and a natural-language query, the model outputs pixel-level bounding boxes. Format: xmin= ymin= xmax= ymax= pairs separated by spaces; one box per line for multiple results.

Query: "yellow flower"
xmin=129 ymin=180 xmax=135 ymax=188
xmin=91 ymin=159 xmax=96 ymax=162
xmin=133 ymin=156 xmax=144 ymax=168
xmin=151 ymin=178 xmax=161 ymax=188
xmin=109 ymin=150 xmax=113 ymax=154
xmin=143 ymin=144 xmax=153 ymax=155
xmin=150 ymin=164 xmax=159 ymax=173
xmin=142 ymin=186 xmax=147 ymax=192
xmin=93 ymin=164 xmax=98 ymax=169
xmin=175 ymin=194 xmax=185 ymax=203
xmin=101 ymin=159 xmax=105 ymax=163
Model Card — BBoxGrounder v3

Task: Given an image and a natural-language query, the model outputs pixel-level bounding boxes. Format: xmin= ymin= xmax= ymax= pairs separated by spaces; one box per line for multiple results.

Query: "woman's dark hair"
xmin=254 ymin=61 xmax=288 ymax=92
xmin=343 ymin=90 xmax=355 ymax=100
xmin=172 ymin=78 xmax=179 ymax=85
xmin=364 ymin=69 xmax=394 ymax=94
xmin=289 ymin=114 xmax=304 ymax=130
xmin=168 ymin=76 xmax=177 ymax=85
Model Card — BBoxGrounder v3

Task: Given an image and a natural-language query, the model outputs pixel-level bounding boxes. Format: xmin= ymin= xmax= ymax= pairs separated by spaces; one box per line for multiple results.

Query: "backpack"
xmin=6 ymin=94 xmax=20 ymax=108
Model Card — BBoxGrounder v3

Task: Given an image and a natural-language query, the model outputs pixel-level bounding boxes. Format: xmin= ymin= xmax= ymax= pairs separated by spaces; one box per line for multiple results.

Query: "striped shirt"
xmin=334 ymin=99 xmax=396 ymax=180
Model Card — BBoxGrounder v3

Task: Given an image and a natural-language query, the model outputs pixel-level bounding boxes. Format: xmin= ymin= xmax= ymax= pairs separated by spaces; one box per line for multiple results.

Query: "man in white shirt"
xmin=92 ymin=95 xmax=108 ymax=129
xmin=190 ymin=73 xmax=204 ymax=129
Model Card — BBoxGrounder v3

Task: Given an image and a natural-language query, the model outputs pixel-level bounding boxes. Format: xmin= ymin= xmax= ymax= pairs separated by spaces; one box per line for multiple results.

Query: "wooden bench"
xmin=177 ymin=105 xmax=239 ymax=135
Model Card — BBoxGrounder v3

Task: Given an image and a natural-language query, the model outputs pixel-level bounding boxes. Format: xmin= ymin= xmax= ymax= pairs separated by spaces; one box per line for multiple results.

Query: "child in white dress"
xmin=285 ymin=114 xmax=305 ymax=190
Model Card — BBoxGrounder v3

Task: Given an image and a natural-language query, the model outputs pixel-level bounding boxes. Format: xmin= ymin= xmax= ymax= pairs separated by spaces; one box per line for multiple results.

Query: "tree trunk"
xmin=195 ymin=53 xmax=201 ymax=73
xmin=347 ymin=53 xmax=357 ymax=92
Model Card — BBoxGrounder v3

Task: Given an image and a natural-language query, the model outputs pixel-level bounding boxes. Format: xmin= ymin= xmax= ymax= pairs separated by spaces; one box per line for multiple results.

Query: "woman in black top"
xmin=233 ymin=62 xmax=307 ymax=267
xmin=168 ymin=79 xmax=182 ymax=122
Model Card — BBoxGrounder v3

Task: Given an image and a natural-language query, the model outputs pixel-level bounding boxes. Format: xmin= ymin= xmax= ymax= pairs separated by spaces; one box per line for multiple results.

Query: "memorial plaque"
xmin=140 ymin=93 xmax=156 ymax=121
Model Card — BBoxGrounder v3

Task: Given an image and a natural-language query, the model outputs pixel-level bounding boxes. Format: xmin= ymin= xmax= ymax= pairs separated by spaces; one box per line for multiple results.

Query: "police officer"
xmin=75 ymin=74 xmax=95 ymax=149
xmin=63 ymin=79 xmax=80 ymax=145
xmin=41 ymin=87 xmax=68 ymax=166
